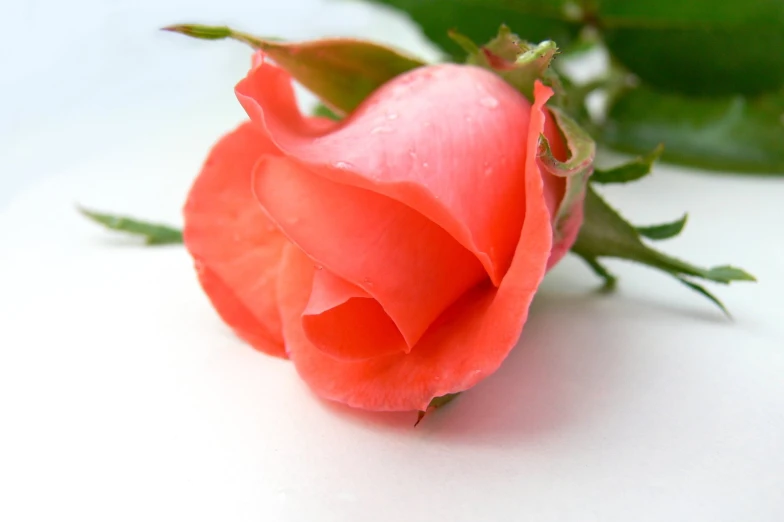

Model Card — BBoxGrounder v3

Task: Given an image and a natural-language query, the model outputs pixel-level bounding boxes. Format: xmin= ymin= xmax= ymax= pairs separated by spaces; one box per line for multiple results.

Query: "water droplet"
xmin=465 ymin=115 xmax=473 ymax=123
xmin=480 ymin=96 xmax=499 ymax=108
xmin=370 ymin=126 xmax=394 ymax=135
xmin=316 ymin=265 xmax=324 ymax=271
xmin=194 ymin=260 xmax=205 ymax=274
xmin=399 ymin=73 xmax=419 ymax=85
xmin=484 ymin=166 xmax=494 ymax=176
xmin=333 ymin=161 xmax=354 ymax=170
xmin=386 ymin=112 xmax=399 ymax=120
xmin=408 ymin=150 xmax=417 ymax=159
xmin=362 ymin=277 xmax=374 ymax=288
xmin=422 ymin=162 xmax=429 ymax=168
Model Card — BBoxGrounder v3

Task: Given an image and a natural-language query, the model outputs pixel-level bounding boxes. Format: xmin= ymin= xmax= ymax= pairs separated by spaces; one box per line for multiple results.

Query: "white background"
xmin=1 ymin=1 xmax=783 ymax=521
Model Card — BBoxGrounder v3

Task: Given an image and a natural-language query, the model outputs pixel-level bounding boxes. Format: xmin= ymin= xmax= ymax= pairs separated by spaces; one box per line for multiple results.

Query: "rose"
xmin=183 ymin=50 xmax=587 ymax=411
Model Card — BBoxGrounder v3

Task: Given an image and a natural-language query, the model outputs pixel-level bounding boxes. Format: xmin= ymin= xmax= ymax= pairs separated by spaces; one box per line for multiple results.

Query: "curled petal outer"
xmin=183 ymin=123 xmax=289 ymax=357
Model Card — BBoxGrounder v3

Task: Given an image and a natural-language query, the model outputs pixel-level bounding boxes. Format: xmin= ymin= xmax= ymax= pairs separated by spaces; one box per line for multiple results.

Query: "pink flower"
xmin=183 ymin=51 xmax=586 ymax=411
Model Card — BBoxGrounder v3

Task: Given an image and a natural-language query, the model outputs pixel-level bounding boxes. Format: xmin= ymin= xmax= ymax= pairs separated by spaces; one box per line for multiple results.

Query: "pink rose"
xmin=183 ymin=51 xmax=586 ymax=411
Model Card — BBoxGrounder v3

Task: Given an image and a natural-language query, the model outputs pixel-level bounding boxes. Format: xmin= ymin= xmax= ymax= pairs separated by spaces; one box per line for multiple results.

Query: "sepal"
xmin=164 ymin=24 xmax=425 ymax=115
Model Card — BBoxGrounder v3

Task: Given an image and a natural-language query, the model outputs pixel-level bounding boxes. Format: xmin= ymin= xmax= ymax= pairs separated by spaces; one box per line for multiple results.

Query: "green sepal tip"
xmin=415 ymin=393 xmax=460 ymax=426
xmin=78 ymin=207 xmax=183 ymax=245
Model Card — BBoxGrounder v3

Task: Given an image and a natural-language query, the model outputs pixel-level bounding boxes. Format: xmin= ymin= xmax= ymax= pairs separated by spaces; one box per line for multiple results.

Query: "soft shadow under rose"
xmin=184 ymin=51 xmax=584 ymax=411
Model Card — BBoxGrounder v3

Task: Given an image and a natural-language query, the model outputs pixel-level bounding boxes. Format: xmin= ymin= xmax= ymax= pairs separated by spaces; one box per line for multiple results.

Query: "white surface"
xmin=2 ymin=2 xmax=784 ymax=521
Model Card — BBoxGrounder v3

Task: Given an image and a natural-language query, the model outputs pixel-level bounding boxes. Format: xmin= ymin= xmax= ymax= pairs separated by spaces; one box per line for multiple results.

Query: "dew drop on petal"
xmin=194 ymin=260 xmax=206 ymax=275
xmin=370 ymin=126 xmax=394 ymax=135
xmin=333 ymin=161 xmax=354 ymax=170
xmin=387 ymin=112 xmax=399 ymax=120
xmin=480 ymin=96 xmax=499 ymax=108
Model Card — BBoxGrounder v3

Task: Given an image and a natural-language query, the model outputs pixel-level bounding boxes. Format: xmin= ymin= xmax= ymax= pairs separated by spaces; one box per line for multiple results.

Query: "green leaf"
xmin=414 ymin=393 xmax=460 ymax=426
xmin=703 ymin=266 xmax=756 ymax=282
xmin=600 ymin=86 xmax=784 ymax=174
xmin=312 ymin=104 xmax=341 ymax=121
xmin=571 ymin=186 xmax=755 ymax=315
xmin=164 ymin=24 xmax=425 ymax=115
xmin=636 ymin=214 xmax=687 ymax=240
xmin=79 ymin=207 xmax=183 ymax=245
xmin=591 ymin=144 xmax=663 ymax=183
xmin=365 ymin=0 xmax=580 ymax=61
xmin=675 ymin=278 xmax=730 ymax=318
xmin=595 ymin=0 xmax=784 ymax=96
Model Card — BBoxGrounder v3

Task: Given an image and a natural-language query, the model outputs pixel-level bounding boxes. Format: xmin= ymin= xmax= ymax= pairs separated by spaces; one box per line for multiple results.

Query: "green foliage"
xmin=368 ymin=0 xmax=784 ymax=96
xmin=591 ymin=145 xmax=663 ymax=183
xmin=79 ymin=208 xmax=183 ymax=245
xmin=636 ymin=214 xmax=688 ymax=241
xmin=572 ymin=186 xmax=755 ymax=315
xmin=601 ymin=86 xmax=784 ymax=174
xmin=596 ymin=0 xmax=784 ymax=96
xmin=367 ymin=0 xmax=580 ymax=60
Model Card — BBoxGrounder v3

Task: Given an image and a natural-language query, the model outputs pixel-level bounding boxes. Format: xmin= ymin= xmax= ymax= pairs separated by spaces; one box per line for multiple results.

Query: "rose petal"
xmin=540 ymin=107 xmax=574 ymax=269
xmin=302 ymin=269 xmax=406 ymax=360
xmin=547 ymin=199 xmax=584 ymax=270
xmin=275 ymin=83 xmax=555 ymax=411
xmin=253 ymin=155 xmax=486 ymax=353
xmin=183 ymin=122 xmax=289 ymax=357
xmin=236 ymin=55 xmax=533 ymax=285
xmin=541 ymin=111 xmax=568 ymax=223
